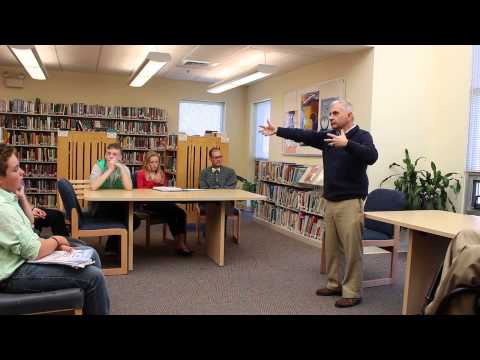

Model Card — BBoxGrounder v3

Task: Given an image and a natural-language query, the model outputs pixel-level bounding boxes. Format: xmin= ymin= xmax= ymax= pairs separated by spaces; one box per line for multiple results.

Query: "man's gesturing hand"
xmin=258 ymin=120 xmax=277 ymax=136
xmin=324 ymin=129 xmax=348 ymax=148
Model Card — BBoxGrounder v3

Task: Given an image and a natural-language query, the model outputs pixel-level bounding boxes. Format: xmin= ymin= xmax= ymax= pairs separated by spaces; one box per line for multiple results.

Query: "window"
xmin=179 ymin=100 xmax=224 ymax=136
xmin=465 ymin=45 xmax=480 ymax=213
xmin=467 ymin=46 xmax=480 ymax=171
xmin=254 ymin=99 xmax=271 ymax=159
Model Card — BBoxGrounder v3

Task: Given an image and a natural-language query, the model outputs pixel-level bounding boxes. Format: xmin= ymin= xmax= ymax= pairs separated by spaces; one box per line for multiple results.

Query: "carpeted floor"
xmin=102 ymin=212 xmax=405 ymax=315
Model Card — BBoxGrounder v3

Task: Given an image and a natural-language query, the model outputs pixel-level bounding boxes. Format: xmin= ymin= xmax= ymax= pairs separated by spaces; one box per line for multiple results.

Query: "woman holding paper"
xmin=136 ymin=151 xmax=191 ymax=256
xmin=0 ymin=144 xmax=110 ymax=315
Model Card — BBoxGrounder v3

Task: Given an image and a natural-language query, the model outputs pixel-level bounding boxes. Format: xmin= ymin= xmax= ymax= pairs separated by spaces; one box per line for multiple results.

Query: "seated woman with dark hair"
xmin=136 ymin=151 xmax=192 ymax=256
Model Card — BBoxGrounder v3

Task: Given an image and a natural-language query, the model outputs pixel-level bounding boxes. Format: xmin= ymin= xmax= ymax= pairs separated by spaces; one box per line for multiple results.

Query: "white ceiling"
xmin=0 ymin=45 xmax=370 ymax=84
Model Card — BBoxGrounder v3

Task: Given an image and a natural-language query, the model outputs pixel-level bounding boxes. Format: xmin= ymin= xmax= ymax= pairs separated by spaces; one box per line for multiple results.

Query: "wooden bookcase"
xmin=253 ymin=160 xmax=325 ymax=248
xmin=0 ymin=98 xmax=171 ymax=208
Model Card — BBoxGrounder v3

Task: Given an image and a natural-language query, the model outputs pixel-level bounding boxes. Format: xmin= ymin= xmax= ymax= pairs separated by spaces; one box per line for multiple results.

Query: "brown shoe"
xmin=315 ymin=287 xmax=342 ymax=296
xmin=334 ymin=297 xmax=362 ymax=308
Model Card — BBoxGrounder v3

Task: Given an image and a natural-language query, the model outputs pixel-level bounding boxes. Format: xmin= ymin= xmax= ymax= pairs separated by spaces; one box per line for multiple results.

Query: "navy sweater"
xmin=276 ymin=125 xmax=378 ymax=201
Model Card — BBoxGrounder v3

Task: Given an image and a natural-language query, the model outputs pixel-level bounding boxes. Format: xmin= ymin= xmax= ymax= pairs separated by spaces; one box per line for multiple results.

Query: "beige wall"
xmin=0 ymin=67 xmax=249 ymax=177
xmin=1 ymin=45 xmax=472 ymax=209
xmin=369 ymin=45 xmax=472 ymax=211
xmin=245 ymin=48 xmax=375 ymax=181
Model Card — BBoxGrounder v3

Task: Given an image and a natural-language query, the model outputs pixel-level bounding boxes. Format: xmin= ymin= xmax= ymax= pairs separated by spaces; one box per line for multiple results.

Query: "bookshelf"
xmin=253 ymin=160 xmax=325 ymax=247
xmin=0 ymin=98 xmax=174 ymax=207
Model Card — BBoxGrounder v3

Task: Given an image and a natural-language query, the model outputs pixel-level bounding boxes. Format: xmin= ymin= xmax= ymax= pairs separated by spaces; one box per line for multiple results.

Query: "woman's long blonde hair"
xmin=143 ymin=151 xmax=163 ymax=174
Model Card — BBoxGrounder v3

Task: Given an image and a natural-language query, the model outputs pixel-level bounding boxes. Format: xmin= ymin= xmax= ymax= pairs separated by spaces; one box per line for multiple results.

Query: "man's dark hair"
xmin=0 ymin=143 xmax=16 ymax=177
xmin=209 ymin=147 xmax=221 ymax=158
xmin=107 ymin=143 xmax=122 ymax=152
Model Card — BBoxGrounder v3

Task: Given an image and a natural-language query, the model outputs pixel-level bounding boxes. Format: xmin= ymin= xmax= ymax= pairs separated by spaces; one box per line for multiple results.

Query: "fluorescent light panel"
xmin=208 ymin=64 xmax=276 ymax=94
xmin=8 ymin=45 xmax=47 ymax=80
xmin=129 ymin=52 xmax=171 ymax=87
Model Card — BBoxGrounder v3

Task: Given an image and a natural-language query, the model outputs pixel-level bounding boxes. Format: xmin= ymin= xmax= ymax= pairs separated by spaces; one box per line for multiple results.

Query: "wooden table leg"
xmin=402 ymin=230 xmax=450 ymax=315
xmin=205 ymin=202 xmax=225 ymax=266
xmin=128 ymin=201 xmax=134 ymax=271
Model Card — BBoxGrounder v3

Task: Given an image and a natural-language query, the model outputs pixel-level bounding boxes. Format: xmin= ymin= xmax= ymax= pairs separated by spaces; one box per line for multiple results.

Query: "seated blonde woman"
xmin=135 ymin=151 xmax=191 ymax=256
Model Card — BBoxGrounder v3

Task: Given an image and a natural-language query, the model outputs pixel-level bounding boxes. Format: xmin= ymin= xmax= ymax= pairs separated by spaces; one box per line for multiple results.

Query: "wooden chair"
xmin=174 ymin=135 xmax=233 ymax=242
xmin=320 ymin=188 xmax=406 ymax=288
xmin=57 ymin=178 xmax=128 ymax=276
xmin=131 ymin=170 xmax=168 ymax=247
xmin=195 ymin=177 xmax=242 ymax=244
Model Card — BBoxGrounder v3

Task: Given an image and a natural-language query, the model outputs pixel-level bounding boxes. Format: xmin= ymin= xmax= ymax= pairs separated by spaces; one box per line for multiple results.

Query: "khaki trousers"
xmin=324 ymin=198 xmax=364 ymax=298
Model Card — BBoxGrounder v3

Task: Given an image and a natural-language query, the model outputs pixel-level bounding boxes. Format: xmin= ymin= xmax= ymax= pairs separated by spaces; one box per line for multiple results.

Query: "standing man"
xmin=259 ymin=99 xmax=378 ymax=308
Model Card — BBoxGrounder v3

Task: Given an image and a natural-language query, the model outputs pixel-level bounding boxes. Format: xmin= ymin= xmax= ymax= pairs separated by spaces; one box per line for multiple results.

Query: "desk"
xmin=84 ymin=189 xmax=265 ymax=271
xmin=364 ymin=210 xmax=480 ymax=314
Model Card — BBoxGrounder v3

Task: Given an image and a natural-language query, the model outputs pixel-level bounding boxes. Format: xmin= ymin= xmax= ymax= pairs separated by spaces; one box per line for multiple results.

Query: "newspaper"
xmin=28 ymin=248 xmax=95 ymax=269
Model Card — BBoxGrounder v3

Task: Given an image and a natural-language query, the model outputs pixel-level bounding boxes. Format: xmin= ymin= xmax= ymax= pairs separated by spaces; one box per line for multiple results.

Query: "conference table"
xmin=84 ymin=189 xmax=265 ymax=272
xmin=364 ymin=210 xmax=480 ymax=315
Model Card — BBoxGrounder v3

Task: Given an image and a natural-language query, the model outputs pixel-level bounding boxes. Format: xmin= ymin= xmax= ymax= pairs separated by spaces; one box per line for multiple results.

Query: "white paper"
xmin=153 ymin=186 xmax=183 ymax=192
xmin=28 ymin=248 xmax=95 ymax=269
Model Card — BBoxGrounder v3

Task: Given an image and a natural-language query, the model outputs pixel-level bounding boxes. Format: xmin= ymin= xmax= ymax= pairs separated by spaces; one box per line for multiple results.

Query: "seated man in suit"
xmin=199 ymin=147 xmax=238 ymax=222
xmin=199 ymin=148 xmax=237 ymax=190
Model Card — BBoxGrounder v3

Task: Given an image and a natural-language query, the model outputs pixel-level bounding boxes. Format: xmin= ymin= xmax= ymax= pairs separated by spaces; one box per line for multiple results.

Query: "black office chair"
xmin=0 ymin=288 xmax=84 ymax=315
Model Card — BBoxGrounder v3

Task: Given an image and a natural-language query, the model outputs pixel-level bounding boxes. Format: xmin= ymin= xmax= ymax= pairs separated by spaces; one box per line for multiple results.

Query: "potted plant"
xmin=380 ymin=149 xmax=462 ymax=212
xmin=237 ymin=176 xmax=257 ymax=211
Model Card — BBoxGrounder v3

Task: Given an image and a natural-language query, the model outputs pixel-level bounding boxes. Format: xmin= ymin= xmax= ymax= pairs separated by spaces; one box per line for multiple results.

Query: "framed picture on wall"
xmin=282 ymin=79 xmax=345 ymax=157
xmin=320 ymin=97 xmax=339 ymax=131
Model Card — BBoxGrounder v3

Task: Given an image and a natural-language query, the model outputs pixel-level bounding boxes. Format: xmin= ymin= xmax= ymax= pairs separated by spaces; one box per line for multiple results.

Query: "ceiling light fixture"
xmin=7 ymin=45 xmax=47 ymax=80
xmin=129 ymin=52 xmax=171 ymax=87
xmin=207 ymin=64 xmax=277 ymax=94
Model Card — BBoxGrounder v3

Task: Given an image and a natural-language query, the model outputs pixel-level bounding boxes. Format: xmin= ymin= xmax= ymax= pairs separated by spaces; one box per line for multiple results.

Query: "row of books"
xmin=1 ymin=115 xmax=168 ymax=135
xmin=17 ymin=148 xmax=56 ymax=162
xmin=77 ymin=119 xmax=167 ymax=133
xmin=257 ymin=182 xmax=301 ymax=208
xmin=255 ymin=202 xmax=324 ymax=240
xmin=298 ymin=190 xmax=325 ymax=215
xmin=122 ymin=151 xmax=165 ymax=165
xmin=1 ymin=99 xmax=167 ymax=120
xmin=118 ymin=136 xmax=167 ymax=150
xmin=23 ymin=164 xmax=57 ymax=178
xmin=3 ymin=131 xmax=57 ymax=146
xmin=168 ymin=134 xmax=177 ymax=147
xmin=257 ymin=182 xmax=326 ymax=216
xmin=1 ymin=115 xmax=77 ymax=130
xmin=24 ymin=179 xmax=57 ymax=192
xmin=26 ymin=194 xmax=56 ymax=208
xmin=256 ymin=160 xmax=308 ymax=184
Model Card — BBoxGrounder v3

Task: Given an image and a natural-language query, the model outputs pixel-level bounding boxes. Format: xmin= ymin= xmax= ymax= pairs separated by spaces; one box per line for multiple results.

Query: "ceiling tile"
xmin=55 ymin=45 xmax=101 ymax=72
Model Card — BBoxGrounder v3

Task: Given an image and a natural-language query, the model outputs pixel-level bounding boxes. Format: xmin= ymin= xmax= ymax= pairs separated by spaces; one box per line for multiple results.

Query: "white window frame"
xmin=178 ymin=100 xmax=225 ymax=136
xmin=465 ymin=45 xmax=480 ymax=214
xmin=253 ymin=98 xmax=272 ymax=160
